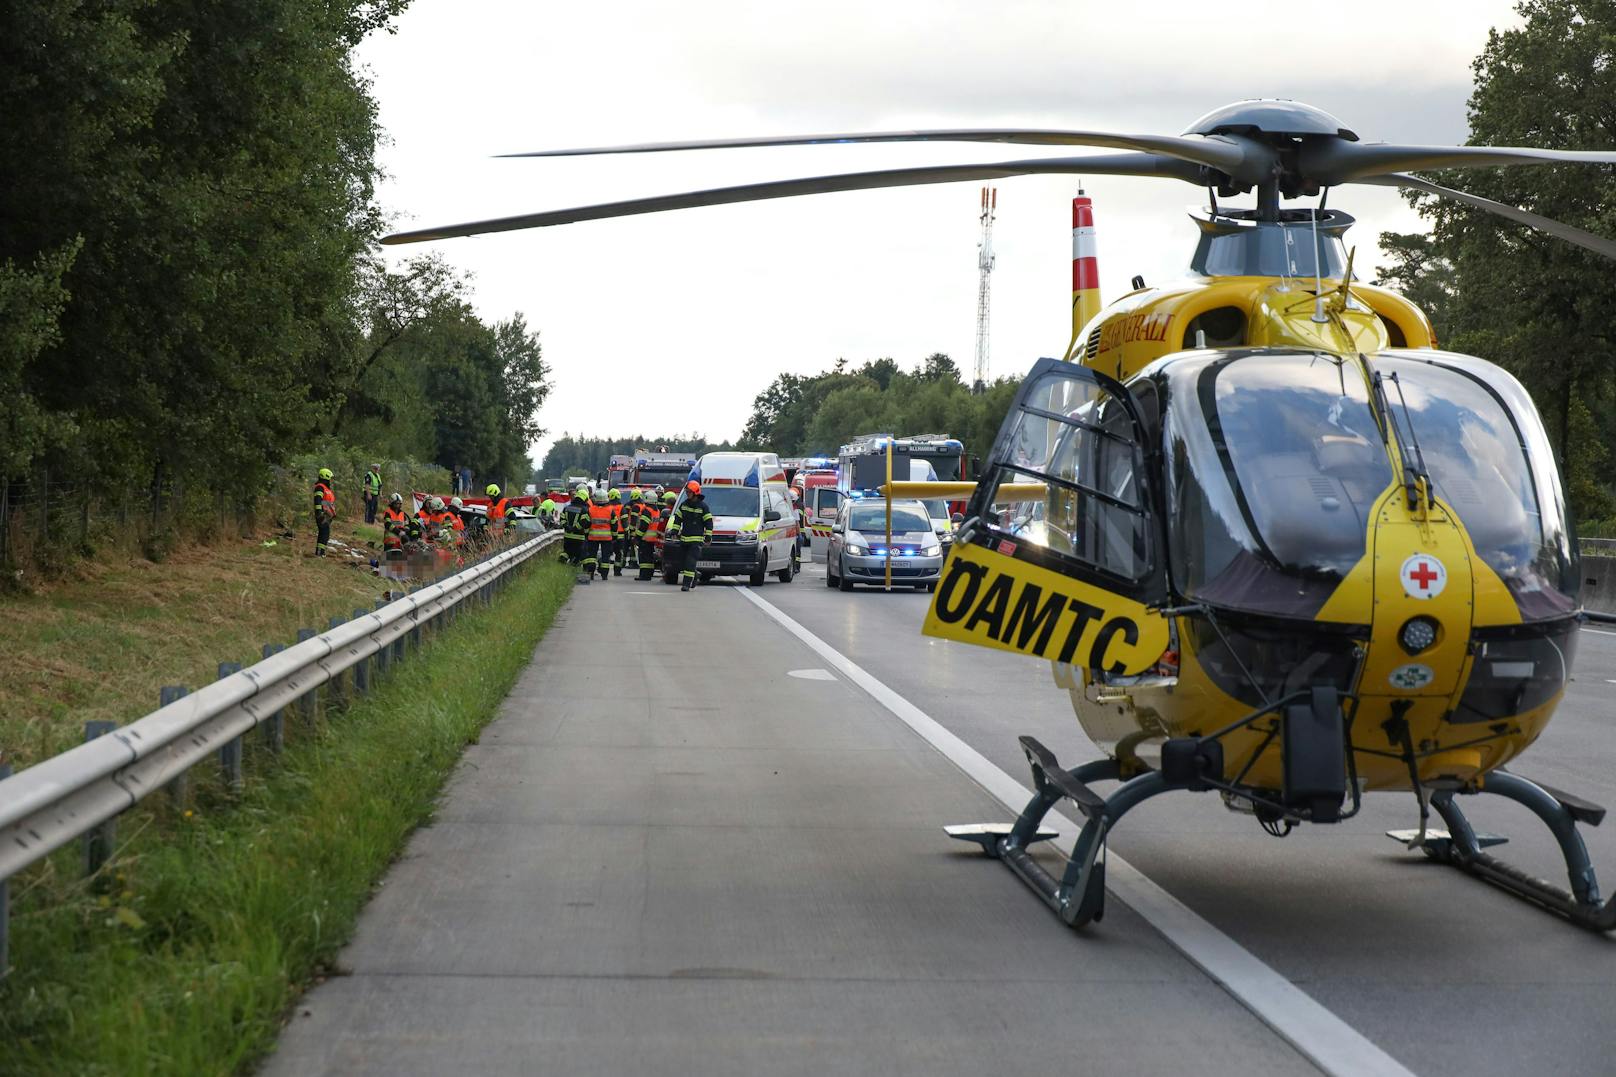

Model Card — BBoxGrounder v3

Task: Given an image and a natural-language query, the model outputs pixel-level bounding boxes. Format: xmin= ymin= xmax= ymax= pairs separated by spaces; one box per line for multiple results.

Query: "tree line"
xmin=543 ymin=354 xmax=1020 ymax=481
xmin=1375 ymin=0 xmax=1616 ymax=524
xmin=537 ymin=435 xmax=739 ymax=481
xmin=740 ymin=353 xmax=1018 ymax=469
xmin=0 ymin=1 xmax=547 ymax=564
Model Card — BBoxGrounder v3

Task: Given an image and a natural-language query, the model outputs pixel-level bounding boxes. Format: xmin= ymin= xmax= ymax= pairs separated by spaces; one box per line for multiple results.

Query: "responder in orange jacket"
xmin=313 ymin=467 xmax=336 ymax=556
xmin=634 ymin=489 xmax=662 ymax=581
xmin=486 ymin=483 xmax=510 ymax=543
xmin=607 ymin=487 xmax=625 ymax=576
xmin=582 ymin=486 xmax=615 ymax=581
xmin=446 ymin=496 xmax=468 ymax=548
xmin=381 ymin=492 xmax=410 ymax=558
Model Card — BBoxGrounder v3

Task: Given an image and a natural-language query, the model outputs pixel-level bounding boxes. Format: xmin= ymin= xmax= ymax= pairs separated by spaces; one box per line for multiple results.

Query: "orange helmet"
xmin=685 ymin=480 xmax=701 ymax=495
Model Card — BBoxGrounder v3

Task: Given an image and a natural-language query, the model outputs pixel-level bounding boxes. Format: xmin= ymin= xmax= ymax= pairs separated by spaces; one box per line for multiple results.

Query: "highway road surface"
xmin=268 ymin=544 xmax=1616 ymax=1076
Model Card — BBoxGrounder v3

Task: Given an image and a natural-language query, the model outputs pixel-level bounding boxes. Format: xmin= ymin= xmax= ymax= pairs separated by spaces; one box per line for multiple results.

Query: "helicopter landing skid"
xmin=946 ymin=737 xmax=1178 ymax=929
xmin=1388 ymin=770 xmax=1616 ymax=932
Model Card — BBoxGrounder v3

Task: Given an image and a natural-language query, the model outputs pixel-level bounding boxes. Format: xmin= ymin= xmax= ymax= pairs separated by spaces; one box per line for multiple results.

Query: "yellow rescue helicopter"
xmin=385 ymin=100 xmax=1616 ymax=931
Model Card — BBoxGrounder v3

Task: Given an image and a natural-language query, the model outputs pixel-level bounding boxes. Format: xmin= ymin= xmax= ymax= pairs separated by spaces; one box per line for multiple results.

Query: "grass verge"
xmin=0 ymin=557 xmax=573 ymax=1076
xmin=0 ymin=517 xmax=402 ymax=770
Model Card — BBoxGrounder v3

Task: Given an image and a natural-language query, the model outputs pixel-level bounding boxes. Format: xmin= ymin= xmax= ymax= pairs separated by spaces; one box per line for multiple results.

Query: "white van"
xmin=664 ymin=452 xmax=800 ymax=585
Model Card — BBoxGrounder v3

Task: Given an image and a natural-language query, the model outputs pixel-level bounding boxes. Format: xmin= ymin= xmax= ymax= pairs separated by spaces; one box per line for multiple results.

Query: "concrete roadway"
xmin=268 ymin=545 xmax=1616 ymax=1075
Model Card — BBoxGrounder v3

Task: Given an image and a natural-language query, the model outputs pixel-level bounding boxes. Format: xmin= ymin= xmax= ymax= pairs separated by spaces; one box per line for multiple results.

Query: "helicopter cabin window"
xmin=1375 ymin=355 xmax=1576 ymax=620
xmin=982 ymin=369 xmax=1151 ymax=583
xmin=1168 ymin=351 xmax=1393 ymax=619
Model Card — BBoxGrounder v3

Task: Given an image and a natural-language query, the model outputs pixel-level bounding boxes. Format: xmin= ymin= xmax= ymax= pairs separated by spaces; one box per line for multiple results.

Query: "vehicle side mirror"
xmin=764 ymin=509 xmax=781 ymax=522
xmin=951 ymin=512 xmax=964 ymax=525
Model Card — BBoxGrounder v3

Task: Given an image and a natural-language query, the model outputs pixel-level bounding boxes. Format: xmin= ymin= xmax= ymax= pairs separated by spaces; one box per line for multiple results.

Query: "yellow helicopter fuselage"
xmin=1055 ymin=270 xmax=1571 ymax=794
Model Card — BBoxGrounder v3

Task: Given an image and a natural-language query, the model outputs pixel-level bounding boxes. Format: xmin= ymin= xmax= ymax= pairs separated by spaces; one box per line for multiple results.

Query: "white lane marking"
xmin=1584 ymin=628 xmax=1616 ymax=637
xmin=788 ymin=668 xmax=836 ymax=681
xmin=737 ymin=586 xmax=1414 ymax=1077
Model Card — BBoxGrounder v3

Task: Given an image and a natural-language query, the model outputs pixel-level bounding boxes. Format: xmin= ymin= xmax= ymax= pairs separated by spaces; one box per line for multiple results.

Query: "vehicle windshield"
xmin=921 ymin=499 xmax=947 ymax=520
xmin=1376 ymin=353 xmax=1575 ymax=620
xmin=638 ymin=466 xmax=692 ymax=487
xmin=1168 ymin=351 xmax=1393 ymax=618
xmin=701 ymin=486 xmax=763 ymax=518
xmin=850 ymin=503 xmax=931 ymax=533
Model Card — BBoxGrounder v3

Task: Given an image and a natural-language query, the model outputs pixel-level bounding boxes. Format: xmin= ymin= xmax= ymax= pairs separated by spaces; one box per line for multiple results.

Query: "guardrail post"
xmin=328 ymin=615 xmax=347 ymax=708
xmin=1 ymin=761 xmax=10 ymax=978
xmin=374 ymin=597 xmax=391 ymax=675
xmin=160 ymin=686 xmax=190 ymax=803
xmin=353 ymin=609 xmax=371 ymax=695
xmin=82 ymin=721 xmax=118 ymax=876
xmin=409 ymin=609 xmax=422 ymax=652
xmin=296 ymin=628 xmax=317 ymax=722
xmin=261 ymin=645 xmax=285 ymax=753
xmin=217 ymin=663 xmax=244 ymax=790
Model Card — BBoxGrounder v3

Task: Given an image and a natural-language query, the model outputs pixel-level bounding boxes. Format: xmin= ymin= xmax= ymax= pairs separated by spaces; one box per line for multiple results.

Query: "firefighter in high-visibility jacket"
xmin=666 ymin=480 xmax=713 ymax=592
xmin=582 ymin=486 xmax=614 ymax=581
xmin=313 ymin=467 xmax=336 ymax=556
xmin=562 ymin=485 xmax=590 ymax=577
xmin=621 ymin=488 xmax=645 ymax=575
xmin=606 ymin=488 xmax=625 ymax=576
xmin=634 ymin=490 xmax=663 ymax=581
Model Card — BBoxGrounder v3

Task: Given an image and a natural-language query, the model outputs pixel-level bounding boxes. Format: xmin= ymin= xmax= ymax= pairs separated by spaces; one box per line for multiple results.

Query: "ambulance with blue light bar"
xmin=665 ymin=451 xmax=799 ymax=585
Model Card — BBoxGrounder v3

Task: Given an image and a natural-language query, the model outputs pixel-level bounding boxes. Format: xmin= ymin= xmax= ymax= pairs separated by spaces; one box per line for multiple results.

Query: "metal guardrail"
xmin=0 ymin=528 xmax=562 ymax=974
xmin=1582 ymin=537 xmax=1616 ymax=553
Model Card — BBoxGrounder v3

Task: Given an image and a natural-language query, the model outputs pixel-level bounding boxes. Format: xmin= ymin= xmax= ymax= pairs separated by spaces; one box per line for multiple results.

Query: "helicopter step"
xmin=1390 ymin=770 xmax=1616 ymax=933
xmin=947 ymin=738 xmax=1187 ymax=929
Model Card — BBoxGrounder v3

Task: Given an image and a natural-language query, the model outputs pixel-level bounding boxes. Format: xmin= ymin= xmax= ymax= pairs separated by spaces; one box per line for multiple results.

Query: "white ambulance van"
xmin=664 ymin=452 xmax=800 ymax=585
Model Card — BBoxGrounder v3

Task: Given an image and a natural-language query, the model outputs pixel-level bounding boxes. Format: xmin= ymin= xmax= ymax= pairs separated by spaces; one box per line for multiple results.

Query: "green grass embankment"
xmin=0 ymin=555 xmax=573 ymax=1076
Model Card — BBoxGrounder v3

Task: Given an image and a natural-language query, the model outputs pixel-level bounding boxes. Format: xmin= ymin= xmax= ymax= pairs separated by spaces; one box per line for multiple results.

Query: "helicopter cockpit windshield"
xmin=1167 ymin=350 xmax=1392 ymax=619
xmin=1375 ymin=351 xmax=1577 ymax=621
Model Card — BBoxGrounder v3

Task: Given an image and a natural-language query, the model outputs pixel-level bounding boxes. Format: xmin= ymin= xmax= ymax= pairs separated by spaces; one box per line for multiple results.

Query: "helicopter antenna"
xmin=973 ymin=186 xmax=997 ymax=392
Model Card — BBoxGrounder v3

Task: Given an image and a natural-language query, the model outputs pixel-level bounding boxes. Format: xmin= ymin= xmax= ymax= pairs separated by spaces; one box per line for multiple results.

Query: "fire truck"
xmin=606 ymin=454 xmax=634 ymax=487
xmin=630 ymin=450 xmax=698 ymax=490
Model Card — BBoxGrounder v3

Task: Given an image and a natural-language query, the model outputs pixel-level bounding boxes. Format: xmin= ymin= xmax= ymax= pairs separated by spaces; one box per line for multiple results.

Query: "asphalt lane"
xmin=266 ymin=568 xmax=1312 ymax=1076
xmin=779 ymin=540 xmax=1616 ymax=1077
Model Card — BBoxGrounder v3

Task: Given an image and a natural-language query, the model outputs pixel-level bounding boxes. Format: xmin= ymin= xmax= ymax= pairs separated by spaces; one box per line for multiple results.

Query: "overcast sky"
xmin=357 ymin=0 xmax=1523 ymax=464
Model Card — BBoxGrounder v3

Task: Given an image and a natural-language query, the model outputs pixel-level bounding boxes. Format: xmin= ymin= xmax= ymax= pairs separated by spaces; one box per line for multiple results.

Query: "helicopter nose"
xmin=1360 ymin=512 xmax=1472 ymax=701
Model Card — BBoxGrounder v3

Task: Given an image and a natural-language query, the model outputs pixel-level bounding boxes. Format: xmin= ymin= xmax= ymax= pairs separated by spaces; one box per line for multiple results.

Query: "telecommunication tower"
xmin=973 ymin=186 xmax=997 ymax=393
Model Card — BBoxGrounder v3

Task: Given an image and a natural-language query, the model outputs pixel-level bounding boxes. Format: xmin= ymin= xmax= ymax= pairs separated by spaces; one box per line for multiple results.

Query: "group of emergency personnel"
xmin=314 ymin=464 xmax=717 ymax=592
xmin=314 ymin=466 xmax=514 ymax=563
xmin=550 ymin=480 xmax=713 ymax=592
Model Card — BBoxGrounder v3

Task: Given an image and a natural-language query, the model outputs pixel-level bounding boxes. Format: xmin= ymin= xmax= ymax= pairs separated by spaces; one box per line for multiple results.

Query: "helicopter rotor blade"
xmin=499 ymin=128 xmax=1256 ymax=176
xmin=1307 ymin=142 xmax=1616 ymax=184
xmin=381 ymin=152 xmax=1203 ymax=245
xmin=1354 ymin=173 xmax=1616 ymax=261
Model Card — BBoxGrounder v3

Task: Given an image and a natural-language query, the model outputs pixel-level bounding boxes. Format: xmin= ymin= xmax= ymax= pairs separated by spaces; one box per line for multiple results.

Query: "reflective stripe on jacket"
xmin=671 ymin=499 xmax=713 ymax=543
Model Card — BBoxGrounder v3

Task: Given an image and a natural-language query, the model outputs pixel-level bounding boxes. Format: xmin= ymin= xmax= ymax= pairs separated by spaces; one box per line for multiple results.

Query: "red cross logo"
xmin=1400 ymin=554 xmax=1446 ymax=599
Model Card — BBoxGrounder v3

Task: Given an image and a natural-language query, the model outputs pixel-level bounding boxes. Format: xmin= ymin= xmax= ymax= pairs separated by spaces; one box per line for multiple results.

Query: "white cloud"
xmin=357 ymin=0 xmax=1522 ymax=465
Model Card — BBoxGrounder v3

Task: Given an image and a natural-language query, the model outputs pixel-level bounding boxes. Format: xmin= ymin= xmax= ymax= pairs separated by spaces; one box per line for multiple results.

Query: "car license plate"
xmin=697 ymin=560 xmax=721 ymax=569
